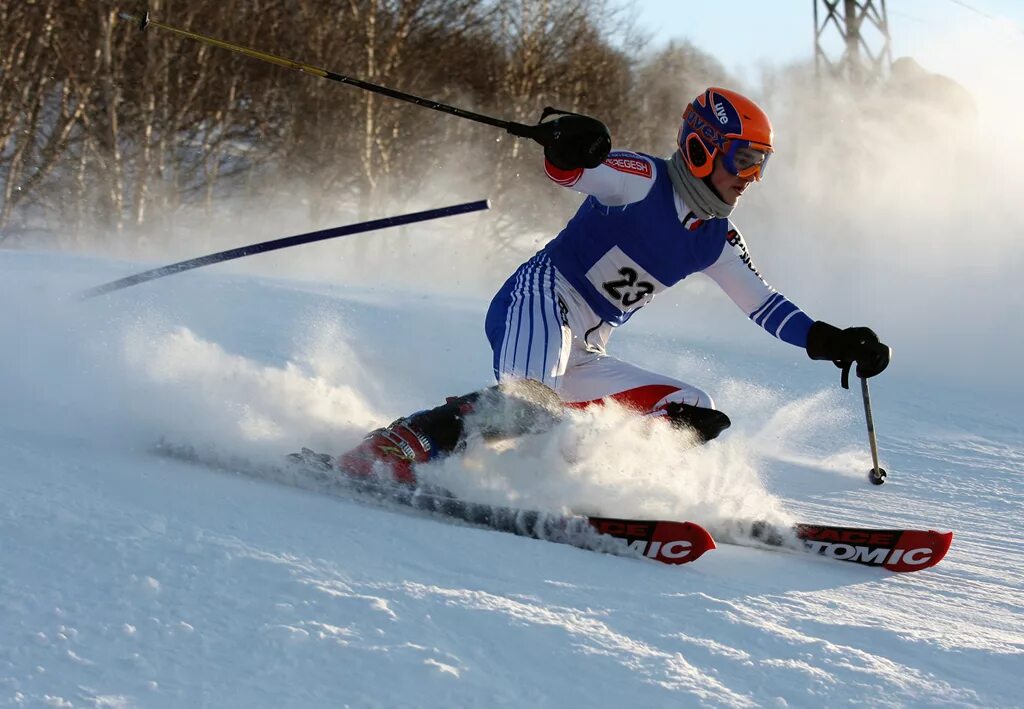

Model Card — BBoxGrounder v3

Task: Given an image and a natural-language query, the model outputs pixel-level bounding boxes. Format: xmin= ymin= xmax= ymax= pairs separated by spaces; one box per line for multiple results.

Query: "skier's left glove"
xmin=806 ymin=321 xmax=891 ymax=388
xmin=532 ymin=110 xmax=611 ymax=170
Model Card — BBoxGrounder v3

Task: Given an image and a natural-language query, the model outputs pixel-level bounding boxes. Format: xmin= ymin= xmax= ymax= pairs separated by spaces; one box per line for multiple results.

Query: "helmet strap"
xmin=668 ymin=151 xmax=735 ymax=220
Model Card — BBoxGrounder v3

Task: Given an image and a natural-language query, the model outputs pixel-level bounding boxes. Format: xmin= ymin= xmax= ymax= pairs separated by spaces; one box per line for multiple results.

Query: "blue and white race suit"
xmin=484 ymin=151 xmax=813 ymax=413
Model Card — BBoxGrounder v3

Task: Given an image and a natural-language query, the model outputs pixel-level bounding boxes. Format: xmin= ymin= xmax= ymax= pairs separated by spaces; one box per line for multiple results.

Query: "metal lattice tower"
xmin=814 ymin=0 xmax=893 ymax=82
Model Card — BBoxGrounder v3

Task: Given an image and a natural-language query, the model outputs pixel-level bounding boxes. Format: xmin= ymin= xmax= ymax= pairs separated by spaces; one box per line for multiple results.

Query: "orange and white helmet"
xmin=678 ymin=87 xmax=774 ymax=181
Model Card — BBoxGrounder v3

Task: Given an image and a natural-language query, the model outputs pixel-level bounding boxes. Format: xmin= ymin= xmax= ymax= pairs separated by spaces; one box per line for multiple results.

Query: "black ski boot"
xmin=661 ymin=402 xmax=731 ymax=442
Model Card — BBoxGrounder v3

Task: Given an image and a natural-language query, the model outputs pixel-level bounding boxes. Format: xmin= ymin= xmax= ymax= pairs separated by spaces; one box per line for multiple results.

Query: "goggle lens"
xmin=730 ymin=144 xmax=771 ymax=180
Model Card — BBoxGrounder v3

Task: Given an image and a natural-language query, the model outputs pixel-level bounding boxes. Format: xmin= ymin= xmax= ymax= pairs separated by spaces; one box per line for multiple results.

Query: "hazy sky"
xmin=633 ymin=0 xmax=1024 ymax=87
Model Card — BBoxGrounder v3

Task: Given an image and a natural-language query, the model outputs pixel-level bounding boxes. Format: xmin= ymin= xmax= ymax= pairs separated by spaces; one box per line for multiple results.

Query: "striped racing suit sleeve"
xmin=701 ymin=225 xmax=814 ymax=348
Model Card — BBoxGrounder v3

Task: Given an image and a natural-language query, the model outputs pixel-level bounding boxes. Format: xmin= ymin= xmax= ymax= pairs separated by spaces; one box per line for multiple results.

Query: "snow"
xmin=1 ymin=241 xmax=1021 ymax=708
xmin=5 ymin=17 xmax=1024 ymax=704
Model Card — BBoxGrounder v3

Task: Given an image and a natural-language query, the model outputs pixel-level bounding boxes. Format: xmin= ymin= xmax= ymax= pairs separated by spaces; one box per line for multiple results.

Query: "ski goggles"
xmin=721 ymin=141 xmax=772 ymax=181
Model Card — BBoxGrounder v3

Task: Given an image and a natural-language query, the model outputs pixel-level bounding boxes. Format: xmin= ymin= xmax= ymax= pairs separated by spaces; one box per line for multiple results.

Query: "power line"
xmin=941 ymin=0 xmax=1024 ymax=36
xmin=889 ymin=9 xmax=930 ymax=26
xmin=890 ymin=0 xmax=1024 ymax=44
xmin=946 ymin=0 xmax=999 ymax=22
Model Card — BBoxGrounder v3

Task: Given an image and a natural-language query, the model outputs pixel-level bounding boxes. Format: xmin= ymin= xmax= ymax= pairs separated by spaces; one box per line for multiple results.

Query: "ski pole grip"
xmin=506 ymin=122 xmax=545 ymax=143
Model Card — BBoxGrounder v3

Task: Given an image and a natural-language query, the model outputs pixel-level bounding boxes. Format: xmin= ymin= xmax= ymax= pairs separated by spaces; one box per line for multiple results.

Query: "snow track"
xmin=1 ymin=251 xmax=1021 ymax=708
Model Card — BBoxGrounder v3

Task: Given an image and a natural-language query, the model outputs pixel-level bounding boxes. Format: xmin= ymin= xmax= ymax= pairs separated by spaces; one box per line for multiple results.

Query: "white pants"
xmin=484 ymin=253 xmax=714 ymax=412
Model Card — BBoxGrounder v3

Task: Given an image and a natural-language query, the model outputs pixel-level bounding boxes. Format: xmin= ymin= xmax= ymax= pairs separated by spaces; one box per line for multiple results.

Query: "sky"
xmin=633 ymin=0 xmax=1024 ymax=87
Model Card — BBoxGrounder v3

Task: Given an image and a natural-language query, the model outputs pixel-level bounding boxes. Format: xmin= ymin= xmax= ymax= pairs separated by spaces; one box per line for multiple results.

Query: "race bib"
xmin=585 ymin=246 xmax=666 ymax=313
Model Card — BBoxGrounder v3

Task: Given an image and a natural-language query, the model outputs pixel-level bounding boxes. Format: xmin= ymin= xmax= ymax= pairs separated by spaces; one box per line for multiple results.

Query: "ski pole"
xmin=118 ymin=11 xmax=544 ymax=142
xmin=79 ymin=199 xmax=489 ymax=299
xmin=860 ymin=376 xmax=887 ymax=485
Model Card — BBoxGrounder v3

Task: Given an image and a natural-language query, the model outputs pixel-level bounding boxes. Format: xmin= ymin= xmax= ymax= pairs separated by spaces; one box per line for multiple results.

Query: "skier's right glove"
xmin=532 ymin=111 xmax=611 ymax=170
xmin=806 ymin=321 xmax=891 ymax=388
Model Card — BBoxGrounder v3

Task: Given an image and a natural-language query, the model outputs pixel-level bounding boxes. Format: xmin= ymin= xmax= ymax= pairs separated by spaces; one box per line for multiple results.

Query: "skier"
xmin=335 ymin=87 xmax=891 ymax=484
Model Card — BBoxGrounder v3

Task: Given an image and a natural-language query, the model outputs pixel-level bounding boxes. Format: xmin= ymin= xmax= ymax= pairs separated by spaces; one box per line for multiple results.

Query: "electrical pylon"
xmin=814 ymin=0 xmax=893 ymax=82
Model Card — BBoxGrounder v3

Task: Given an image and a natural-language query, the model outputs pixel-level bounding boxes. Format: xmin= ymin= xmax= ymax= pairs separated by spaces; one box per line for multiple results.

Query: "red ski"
xmin=585 ymin=517 xmax=716 ymax=565
xmin=155 ymin=443 xmax=718 ymax=566
xmin=280 ymin=448 xmax=717 ymax=565
xmin=358 ymin=491 xmax=718 ymax=566
xmin=750 ymin=521 xmax=953 ymax=572
xmin=793 ymin=524 xmax=953 ymax=572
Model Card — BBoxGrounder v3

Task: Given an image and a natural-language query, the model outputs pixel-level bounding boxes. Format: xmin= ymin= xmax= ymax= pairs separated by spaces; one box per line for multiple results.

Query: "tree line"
xmin=0 ymin=0 xmax=729 ymax=247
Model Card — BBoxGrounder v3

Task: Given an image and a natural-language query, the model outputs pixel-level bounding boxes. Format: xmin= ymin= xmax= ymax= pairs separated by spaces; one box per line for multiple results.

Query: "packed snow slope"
xmin=1 ymin=247 xmax=1021 ymax=708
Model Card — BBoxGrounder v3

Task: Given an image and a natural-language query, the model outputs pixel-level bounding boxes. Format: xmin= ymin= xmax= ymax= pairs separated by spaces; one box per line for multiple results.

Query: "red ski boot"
xmin=336 ymin=420 xmax=435 ymax=486
xmin=336 ymin=380 xmax=562 ymax=485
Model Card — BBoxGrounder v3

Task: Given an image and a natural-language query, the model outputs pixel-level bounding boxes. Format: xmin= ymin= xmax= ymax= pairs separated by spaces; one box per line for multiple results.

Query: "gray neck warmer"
xmin=667 ymin=151 xmax=735 ymax=220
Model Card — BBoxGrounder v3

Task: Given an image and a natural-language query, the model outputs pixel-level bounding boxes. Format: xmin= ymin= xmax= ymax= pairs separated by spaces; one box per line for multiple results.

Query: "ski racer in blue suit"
xmin=338 ymin=88 xmax=891 ymax=484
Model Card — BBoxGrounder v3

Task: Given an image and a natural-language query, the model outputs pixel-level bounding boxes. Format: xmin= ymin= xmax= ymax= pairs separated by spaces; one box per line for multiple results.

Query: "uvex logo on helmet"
xmin=712 ymin=94 xmax=740 ymax=127
xmin=678 ymin=87 xmax=774 ymax=181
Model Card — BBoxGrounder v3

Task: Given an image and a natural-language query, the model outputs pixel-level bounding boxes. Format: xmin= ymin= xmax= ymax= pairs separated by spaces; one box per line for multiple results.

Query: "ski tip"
xmin=683 ymin=521 xmax=717 ymax=555
xmin=935 ymin=529 xmax=954 ymax=560
xmin=588 ymin=518 xmax=716 ymax=565
xmin=657 ymin=521 xmax=716 ymax=564
xmin=883 ymin=529 xmax=954 ymax=572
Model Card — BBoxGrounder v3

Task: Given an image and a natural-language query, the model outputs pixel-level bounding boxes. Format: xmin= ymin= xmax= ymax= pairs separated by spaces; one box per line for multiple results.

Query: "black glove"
xmin=533 ymin=111 xmax=611 ymax=170
xmin=806 ymin=321 xmax=891 ymax=388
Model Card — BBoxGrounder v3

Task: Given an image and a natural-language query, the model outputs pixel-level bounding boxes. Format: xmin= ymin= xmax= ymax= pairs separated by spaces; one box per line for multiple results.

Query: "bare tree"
xmin=0 ymin=2 xmax=96 ymax=234
xmin=0 ymin=0 xmax=724 ymax=254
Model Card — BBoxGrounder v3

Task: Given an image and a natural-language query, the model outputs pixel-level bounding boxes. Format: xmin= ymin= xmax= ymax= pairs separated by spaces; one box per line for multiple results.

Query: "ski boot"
xmin=336 ymin=379 xmax=563 ymax=485
xmin=336 ymin=419 xmax=435 ymax=485
xmin=659 ymin=401 xmax=731 ymax=443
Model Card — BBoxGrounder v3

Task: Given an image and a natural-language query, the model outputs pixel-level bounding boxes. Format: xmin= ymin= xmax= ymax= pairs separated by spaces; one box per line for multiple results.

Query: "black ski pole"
xmin=79 ymin=199 xmax=489 ymax=299
xmin=860 ymin=376 xmax=888 ymax=485
xmin=118 ymin=12 xmax=544 ymax=143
